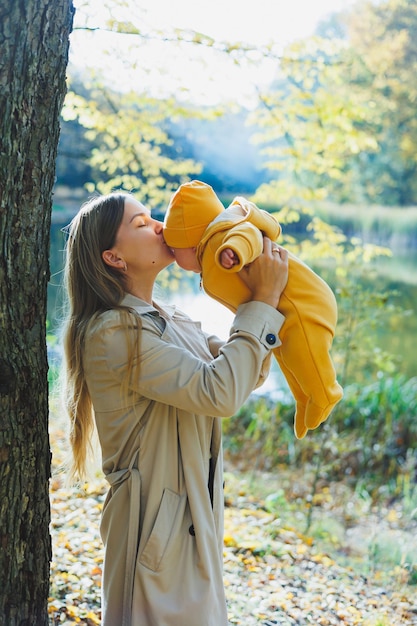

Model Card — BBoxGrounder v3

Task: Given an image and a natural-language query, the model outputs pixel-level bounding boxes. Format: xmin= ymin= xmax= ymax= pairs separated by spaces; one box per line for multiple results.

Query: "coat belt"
xmin=105 ymin=450 xmax=140 ymax=626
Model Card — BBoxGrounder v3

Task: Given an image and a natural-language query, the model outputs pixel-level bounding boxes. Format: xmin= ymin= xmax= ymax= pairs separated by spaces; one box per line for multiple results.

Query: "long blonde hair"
xmin=62 ymin=193 xmax=139 ymax=482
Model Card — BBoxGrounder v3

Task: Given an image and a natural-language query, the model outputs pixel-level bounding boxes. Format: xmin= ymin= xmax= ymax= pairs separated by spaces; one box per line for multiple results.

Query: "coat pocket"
xmin=139 ymin=488 xmax=184 ymax=572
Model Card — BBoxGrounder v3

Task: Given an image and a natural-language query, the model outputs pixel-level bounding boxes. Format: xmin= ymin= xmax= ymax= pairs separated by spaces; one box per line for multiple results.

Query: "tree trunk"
xmin=0 ymin=1 xmax=74 ymax=624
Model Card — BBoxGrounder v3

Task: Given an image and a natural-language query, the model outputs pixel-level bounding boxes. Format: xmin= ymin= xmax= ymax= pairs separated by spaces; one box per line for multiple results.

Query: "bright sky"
xmin=70 ymin=0 xmax=357 ymax=104
xmin=137 ymin=0 xmax=355 ymax=44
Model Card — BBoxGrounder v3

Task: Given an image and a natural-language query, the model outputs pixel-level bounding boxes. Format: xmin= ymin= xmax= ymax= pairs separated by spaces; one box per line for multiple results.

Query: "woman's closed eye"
xmin=129 ymin=211 xmax=151 ymax=227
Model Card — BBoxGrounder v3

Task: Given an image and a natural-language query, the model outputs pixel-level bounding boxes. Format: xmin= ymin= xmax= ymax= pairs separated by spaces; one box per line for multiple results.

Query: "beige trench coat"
xmin=83 ymin=294 xmax=284 ymax=626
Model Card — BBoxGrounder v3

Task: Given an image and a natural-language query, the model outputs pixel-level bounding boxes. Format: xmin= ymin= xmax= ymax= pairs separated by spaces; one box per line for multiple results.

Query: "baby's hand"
xmin=220 ymin=248 xmax=239 ymax=269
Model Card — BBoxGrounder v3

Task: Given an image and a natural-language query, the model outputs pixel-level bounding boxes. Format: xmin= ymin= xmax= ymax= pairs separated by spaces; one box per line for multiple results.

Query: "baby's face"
xmin=172 ymin=247 xmax=201 ymax=273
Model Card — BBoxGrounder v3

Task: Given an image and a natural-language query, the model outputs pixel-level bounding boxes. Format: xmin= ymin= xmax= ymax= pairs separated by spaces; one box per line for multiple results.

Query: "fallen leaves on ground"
xmin=223 ymin=504 xmax=417 ymax=625
xmin=49 ymin=469 xmax=417 ymax=626
xmin=49 ymin=478 xmax=106 ymax=626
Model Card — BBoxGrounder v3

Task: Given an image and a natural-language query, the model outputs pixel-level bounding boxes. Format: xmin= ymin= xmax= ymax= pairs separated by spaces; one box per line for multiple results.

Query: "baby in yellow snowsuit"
xmin=163 ymin=180 xmax=343 ymax=438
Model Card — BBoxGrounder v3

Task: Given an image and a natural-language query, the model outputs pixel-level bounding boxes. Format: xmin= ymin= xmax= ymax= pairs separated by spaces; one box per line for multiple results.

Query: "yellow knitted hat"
xmin=163 ymin=180 xmax=224 ymax=248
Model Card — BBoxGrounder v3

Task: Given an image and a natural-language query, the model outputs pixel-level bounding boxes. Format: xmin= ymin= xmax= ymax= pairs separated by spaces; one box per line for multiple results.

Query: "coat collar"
xmin=121 ymin=293 xmax=177 ymax=319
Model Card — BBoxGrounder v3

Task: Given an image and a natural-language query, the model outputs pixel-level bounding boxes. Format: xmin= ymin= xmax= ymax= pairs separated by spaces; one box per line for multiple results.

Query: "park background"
xmin=47 ymin=0 xmax=417 ymax=624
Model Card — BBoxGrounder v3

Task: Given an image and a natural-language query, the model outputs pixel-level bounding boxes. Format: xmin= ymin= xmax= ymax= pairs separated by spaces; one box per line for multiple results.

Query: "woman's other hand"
xmin=239 ymin=237 xmax=288 ymax=309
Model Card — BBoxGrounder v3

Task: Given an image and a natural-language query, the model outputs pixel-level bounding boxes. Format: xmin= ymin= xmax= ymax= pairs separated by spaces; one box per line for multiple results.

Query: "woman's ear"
xmin=102 ymin=249 xmax=125 ymax=270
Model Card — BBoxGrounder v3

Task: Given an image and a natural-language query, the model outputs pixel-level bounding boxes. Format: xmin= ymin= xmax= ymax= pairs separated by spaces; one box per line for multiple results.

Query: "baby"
xmin=163 ymin=180 xmax=343 ymax=438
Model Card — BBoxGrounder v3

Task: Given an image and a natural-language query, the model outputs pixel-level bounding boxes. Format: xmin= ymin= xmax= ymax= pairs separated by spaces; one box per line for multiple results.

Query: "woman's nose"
xmin=153 ymin=218 xmax=163 ymax=233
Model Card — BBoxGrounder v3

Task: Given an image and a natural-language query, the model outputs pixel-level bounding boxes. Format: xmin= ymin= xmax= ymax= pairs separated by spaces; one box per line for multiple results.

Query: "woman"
xmin=62 ymin=192 xmax=289 ymax=626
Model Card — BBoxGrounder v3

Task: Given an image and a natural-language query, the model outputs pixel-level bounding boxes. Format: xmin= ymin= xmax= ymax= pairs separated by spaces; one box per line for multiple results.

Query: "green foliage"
xmin=332 ymin=250 xmax=402 ymax=386
xmin=342 ymin=376 xmax=417 ymax=472
xmin=248 ymin=0 xmax=417 ymax=207
xmin=249 ymin=35 xmax=379 ymax=207
xmin=156 ymin=263 xmax=199 ymax=295
xmin=223 ymin=395 xmax=295 ymax=469
xmin=344 ymin=0 xmax=417 ymax=205
xmin=224 ymin=372 xmax=417 ymax=495
xmin=62 ymin=87 xmax=202 ymax=206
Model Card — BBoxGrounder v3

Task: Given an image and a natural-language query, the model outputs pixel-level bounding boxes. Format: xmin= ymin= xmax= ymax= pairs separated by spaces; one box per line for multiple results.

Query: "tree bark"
xmin=0 ymin=1 xmax=74 ymax=624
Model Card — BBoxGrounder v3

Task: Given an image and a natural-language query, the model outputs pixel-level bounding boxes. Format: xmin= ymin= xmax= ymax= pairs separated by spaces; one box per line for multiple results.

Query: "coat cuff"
xmin=231 ymin=301 xmax=284 ymax=349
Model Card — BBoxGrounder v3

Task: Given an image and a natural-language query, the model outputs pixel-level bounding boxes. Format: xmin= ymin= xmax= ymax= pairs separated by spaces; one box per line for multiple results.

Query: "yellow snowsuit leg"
xmin=274 ymin=253 xmax=343 ymax=438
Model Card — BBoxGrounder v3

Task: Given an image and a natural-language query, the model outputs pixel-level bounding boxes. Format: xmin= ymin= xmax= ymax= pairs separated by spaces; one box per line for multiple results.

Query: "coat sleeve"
xmin=204 ymin=329 xmax=272 ymax=389
xmin=92 ymin=302 xmax=284 ymax=418
xmin=205 ymin=333 xmax=225 ymax=358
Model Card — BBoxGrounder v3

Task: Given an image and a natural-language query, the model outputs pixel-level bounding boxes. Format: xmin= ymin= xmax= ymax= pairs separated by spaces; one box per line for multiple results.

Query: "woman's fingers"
xmin=239 ymin=237 xmax=289 ymax=308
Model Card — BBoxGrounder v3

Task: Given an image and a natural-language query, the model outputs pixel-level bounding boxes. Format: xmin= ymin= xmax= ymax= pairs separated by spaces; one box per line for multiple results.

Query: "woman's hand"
xmin=239 ymin=237 xmax=289 ymax=309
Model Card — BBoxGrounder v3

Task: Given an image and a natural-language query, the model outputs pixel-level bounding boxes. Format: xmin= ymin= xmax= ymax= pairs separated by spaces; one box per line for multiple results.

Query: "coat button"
xmin=189 ymin=524 xmax=195 ymax=536
xmin=266 ymin=333 xmax=277 ymax=346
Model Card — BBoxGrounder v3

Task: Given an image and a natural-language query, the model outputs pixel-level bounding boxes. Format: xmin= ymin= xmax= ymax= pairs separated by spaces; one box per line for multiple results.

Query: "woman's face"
xmin=104 ymin=197 xmax=174 ymax=274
